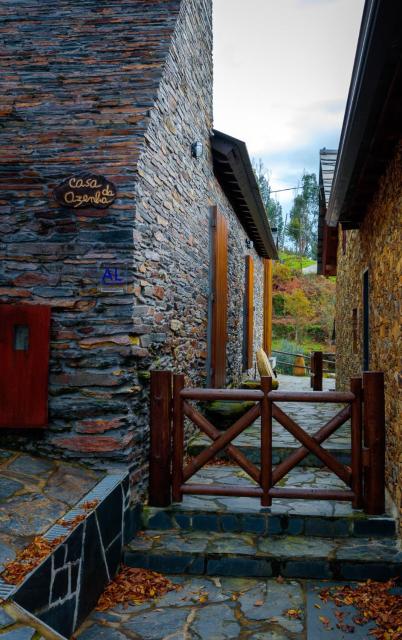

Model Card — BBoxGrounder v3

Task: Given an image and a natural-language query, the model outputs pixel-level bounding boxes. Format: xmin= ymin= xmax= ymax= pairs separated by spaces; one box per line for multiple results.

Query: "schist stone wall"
xmin=0 ymin=0 xmax=265 ymax=493
xmin=123 ymin=0 xmax=265 ymax=489
xmin=335 ymin=141 xmax=402 ymax=525
xmin=0 ymin=0 xmax=181 ymax=476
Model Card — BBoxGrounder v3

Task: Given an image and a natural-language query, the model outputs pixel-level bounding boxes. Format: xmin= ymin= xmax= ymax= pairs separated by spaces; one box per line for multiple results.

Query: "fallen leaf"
xmin=254 ymin=600 xmax=264 ymax=607
xmin=319 ymin=616 xmax=330 ymax=627
xmin=286 ymin=609 xmax=302 ymax=620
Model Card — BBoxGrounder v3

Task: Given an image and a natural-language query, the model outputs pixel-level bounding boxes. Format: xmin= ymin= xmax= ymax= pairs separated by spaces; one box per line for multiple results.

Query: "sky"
xmin=213 ymin=0 xmax=365 ymax=215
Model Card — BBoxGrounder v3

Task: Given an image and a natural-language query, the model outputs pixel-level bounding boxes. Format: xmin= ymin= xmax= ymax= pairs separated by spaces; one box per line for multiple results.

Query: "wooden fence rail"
xmin=149 ymin=370 xmax=385 ymax=514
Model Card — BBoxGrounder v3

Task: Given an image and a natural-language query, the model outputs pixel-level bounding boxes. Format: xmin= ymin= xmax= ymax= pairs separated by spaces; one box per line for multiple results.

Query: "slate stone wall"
xmin=0 ymin=1 xmax=181 ymax=468
xmin=335 ymin=141 xmax=402 ymax=524
xmin=0 ymin=0 xmax=265 ymax=491
xmin=130 ymin=0 xmax=264 ymax=489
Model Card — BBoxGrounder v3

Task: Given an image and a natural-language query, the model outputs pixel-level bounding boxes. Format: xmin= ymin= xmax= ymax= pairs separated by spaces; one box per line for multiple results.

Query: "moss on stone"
xmin=203 ymin=400 xmax=255 ymax=431
xmin=241 ymin=378 xmax=279 ymax=390
xmin=138 ymin=370 xmax=151 ymax=382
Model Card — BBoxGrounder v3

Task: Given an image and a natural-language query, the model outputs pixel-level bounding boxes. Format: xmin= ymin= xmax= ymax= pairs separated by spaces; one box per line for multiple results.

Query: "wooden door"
xmin=244 ymin=255 xmax=254 ymax=370
xmin=210 ymin=207 xmax=228 ymax=388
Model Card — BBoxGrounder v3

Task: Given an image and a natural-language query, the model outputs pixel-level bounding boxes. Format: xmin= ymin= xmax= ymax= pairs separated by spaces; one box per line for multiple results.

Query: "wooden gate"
xmin=149 ymin=371 xmax=385 ymax=516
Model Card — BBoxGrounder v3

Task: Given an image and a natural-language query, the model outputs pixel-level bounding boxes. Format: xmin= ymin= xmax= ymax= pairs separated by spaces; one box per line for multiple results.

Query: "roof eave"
xmin=326 ymin=0 xmax=402 ymax=228
xmin=211 ymin=130 xmax=278 ymax=260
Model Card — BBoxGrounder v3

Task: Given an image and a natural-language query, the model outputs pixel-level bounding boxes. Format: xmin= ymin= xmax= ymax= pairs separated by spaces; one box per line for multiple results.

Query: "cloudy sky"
xmin=213 ymin=0 xmax=365 ymax=213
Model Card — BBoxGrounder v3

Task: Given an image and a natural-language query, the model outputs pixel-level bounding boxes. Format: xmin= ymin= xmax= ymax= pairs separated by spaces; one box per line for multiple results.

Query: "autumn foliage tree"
xmin=283 ymin=289 xmax=314 ymax=342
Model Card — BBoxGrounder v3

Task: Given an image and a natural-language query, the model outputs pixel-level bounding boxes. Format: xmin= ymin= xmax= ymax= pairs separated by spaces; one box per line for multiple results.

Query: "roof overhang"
xmin=317 ymin=149 xmax=337 ymax=275
xmin=326 ymin=0 xmax=402 ymax=229
xmin=211 ymin=130 xmax=278 ymax=260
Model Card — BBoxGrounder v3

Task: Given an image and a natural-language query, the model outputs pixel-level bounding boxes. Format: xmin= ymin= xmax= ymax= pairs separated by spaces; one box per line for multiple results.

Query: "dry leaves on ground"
xmin=58 ymin=498 xmax=99 ymax=529
xmin=2 ymin=536 xmax=65 ymax=585
xmin=320 ymin=579 xmax=402 ymax=640
xmin=80 ymin=500 xmax=99 ymax=511
xmin=2 ymin=499 xmax=100 ymax=585
xmin=95 ymin=566 xmax=180 ymax=611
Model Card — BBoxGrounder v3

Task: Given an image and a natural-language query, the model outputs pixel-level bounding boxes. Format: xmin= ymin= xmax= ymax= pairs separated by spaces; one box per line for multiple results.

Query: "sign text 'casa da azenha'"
xmin=54 ymin=174 xmax=117 ymax=209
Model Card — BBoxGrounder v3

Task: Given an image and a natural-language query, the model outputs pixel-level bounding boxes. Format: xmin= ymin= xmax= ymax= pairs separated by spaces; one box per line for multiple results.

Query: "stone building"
xmin=0 ymin=0 xmax=277 ymax=493
xmin=318 ymin=0 xmax=402 ymax=523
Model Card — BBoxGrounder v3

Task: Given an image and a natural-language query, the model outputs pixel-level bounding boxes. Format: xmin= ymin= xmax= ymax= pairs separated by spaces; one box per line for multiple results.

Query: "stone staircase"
xmin=126 ymin=377 xmax=401 ymax=582
xmin=125 ymin=463 xmax=401 ymax=581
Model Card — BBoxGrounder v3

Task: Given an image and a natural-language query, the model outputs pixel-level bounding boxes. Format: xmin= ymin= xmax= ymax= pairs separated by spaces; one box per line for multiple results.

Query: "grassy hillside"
xmin=278 ymin=251 xmax=316 ymax=270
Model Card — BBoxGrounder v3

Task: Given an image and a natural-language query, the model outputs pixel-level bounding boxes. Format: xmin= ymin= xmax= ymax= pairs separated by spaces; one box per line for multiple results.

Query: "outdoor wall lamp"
xmin=271 ymin=226 xmax=278 ymax=248
xmin=191 ymin=141 xmax=203 ymax=159
xmin=245 ymin=238 xmax=253 ymax=250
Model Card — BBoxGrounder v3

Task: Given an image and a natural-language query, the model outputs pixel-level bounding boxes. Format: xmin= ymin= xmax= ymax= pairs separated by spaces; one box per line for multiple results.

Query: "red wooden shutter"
xmin=244 ymin=255 xmax=254 ymax=370
xmin=0 ymin=304 xmax=50 ymax=427
xmin=211 ymin=207 xmax=228 ymax=388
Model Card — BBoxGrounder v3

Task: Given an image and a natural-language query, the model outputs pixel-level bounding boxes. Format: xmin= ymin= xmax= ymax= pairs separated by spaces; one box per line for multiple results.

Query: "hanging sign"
xmin=54 ymin=174 xmax=116 ymax=209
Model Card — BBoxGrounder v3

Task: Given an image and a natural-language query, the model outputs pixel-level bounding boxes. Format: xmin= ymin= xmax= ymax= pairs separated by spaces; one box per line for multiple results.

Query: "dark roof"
xmin=320 ymin=149 xmax=337 ymax=208
xmin=211 ymin=130 xmax=278 ymax=259
xmin=317 ymin=149 xmax=337 ymax=275
xmin=326 ymin=0 xmax=402 ymax=228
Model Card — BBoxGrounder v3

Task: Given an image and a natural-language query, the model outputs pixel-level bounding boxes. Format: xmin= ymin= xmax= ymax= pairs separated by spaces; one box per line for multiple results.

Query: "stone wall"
xmin=336 ymin=141 xmax=402 ymax=522
xmin=130 ymin=0 xmax=264 ymax=490
xmin=0 ymin=0 xmax=265 ymax=493
xmin=0 ymin=0 xmax=179 ymax=467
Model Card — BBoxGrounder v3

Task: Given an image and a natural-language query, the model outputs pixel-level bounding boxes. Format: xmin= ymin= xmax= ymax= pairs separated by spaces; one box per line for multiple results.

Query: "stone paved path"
xmin=75 ymin=575 xmax=380 ymax=639
xmin=0 ymin=449 xmax=101 ymax=573
xmin=179 ymin=465 xmax=355 ymax=518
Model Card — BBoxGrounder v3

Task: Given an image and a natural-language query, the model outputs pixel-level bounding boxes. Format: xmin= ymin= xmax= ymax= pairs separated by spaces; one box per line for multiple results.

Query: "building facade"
xmin=318 ymin=0 xmax=402 ymax=524
xmin=0 ymin=0 xmax=276 ymax=495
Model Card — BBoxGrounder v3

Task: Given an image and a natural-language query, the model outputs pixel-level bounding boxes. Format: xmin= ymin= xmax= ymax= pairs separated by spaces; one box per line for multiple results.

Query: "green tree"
xmin=284 ymin=289 xmax=314 ymax=342
xmin=252 ymin=159 xmax=284 ymax=245
xmin=287 ymin=172 xmax=319 ymax=261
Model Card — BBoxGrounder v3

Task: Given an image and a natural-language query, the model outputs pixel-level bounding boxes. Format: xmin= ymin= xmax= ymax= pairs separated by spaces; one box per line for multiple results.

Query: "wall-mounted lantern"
xmin=271 ymin=226 xmax=278 ymax=249
xmin=191 ymin=141 xmax=203 ymax=159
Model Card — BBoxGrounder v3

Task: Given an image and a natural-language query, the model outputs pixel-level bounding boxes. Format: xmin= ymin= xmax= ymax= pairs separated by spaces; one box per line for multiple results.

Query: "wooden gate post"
xmin=350 ymin=377 xmax=363 ymax=508
xmin=310 ymin=352 xmax=313 ymax=388
xmin=312 ymin=351 xmax=323 ymax=391
xmin=172 ymin=373 xmax=185 ymax=503
xmin=149 ymin=370 xmax=173 ymax=507
xmin=260 ymin=376 xmax=272 ymax=507
xmin=363 ymin=371 xmax=385 ymax=515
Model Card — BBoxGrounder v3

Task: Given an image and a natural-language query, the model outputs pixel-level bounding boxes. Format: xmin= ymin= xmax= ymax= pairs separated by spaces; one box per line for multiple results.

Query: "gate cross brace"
xmin=272 ymin=404 xmax=352 ymax=484
xmin=182 ymin=401 xmax=261 ymax=483
xmin=272 ymin=403 xmax=352 ymax=486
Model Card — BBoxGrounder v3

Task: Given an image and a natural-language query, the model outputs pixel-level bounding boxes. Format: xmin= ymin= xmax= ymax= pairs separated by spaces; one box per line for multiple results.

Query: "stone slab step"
xmin=125 ymin=529 xmax=402 ymax=581
xmin=142 ymin=503 xmax=396 ymax=539
xmin=142 ymin=466 xmax=396 ymax=538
